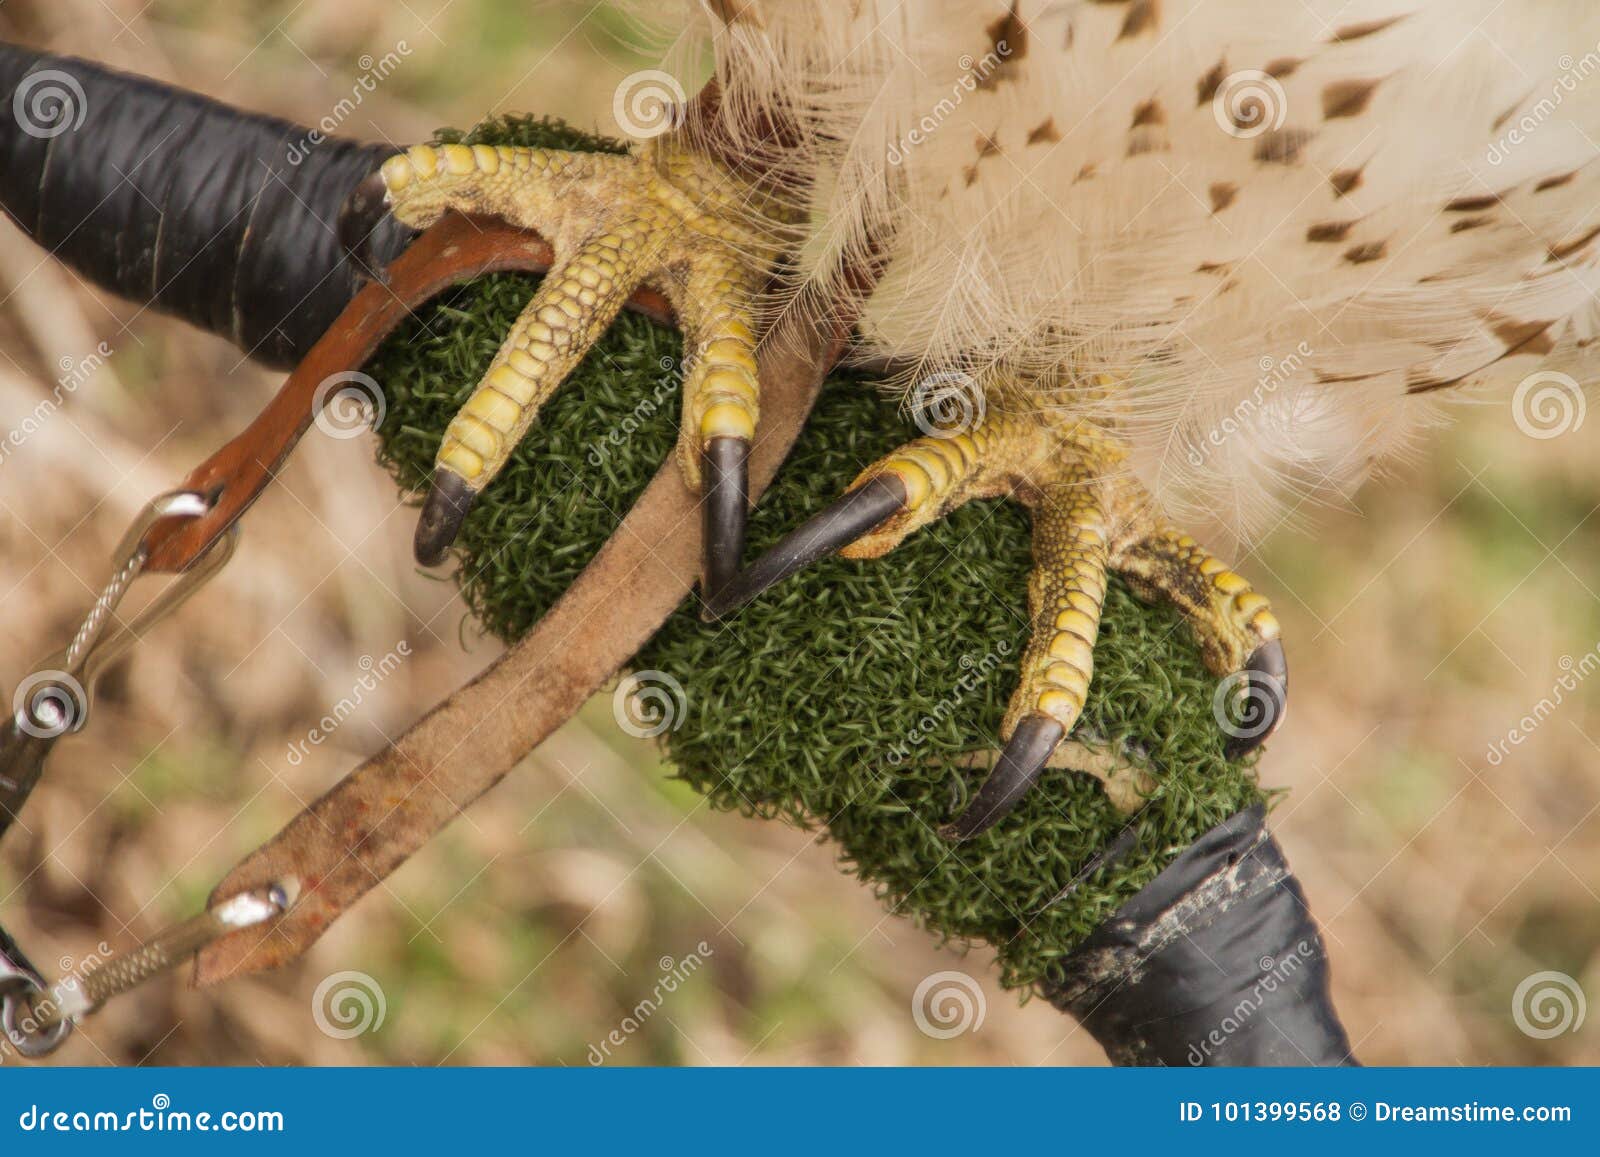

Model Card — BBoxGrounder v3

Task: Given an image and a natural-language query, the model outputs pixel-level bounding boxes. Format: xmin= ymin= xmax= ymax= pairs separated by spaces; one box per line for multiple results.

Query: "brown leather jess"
xmin=180 ymin=212 xmax=847 ymax=985
xmin=141 ymin=214 xmax=675 ymax=574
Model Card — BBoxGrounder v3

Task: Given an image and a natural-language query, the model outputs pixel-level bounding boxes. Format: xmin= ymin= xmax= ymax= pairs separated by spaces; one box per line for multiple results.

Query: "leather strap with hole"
xmin=189 ymin=224 xmax=852 ymax=984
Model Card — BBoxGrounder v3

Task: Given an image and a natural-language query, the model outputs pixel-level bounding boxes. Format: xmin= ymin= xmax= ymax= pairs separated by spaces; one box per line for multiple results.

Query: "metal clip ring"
xmin=3 ymin=489 xmax=238 ymax=841
xmin=12 ymin=489 xmax=236 ymax=742
xmin=2 ymin=981 xmax=72 ymax=1058
xmin=1 ymin=931 xmax=71 ymax=1058
xmin=0 ymin=490 xmax=244 ymax=1055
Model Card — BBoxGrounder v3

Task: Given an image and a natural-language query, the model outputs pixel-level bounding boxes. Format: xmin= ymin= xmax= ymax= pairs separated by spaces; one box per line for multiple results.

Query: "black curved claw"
xmin=701 ymin=437 xmax=750 ymax=609
xmin=701 ymin=473 xmax=908 ymax=619
xmin=940 ymin=714 xmax=1067 ymax=843
xmin=1223 ymin=638 xmax=1288 ymax=760
xmin=337 ymin=170 xmax=393 ymax=284
xmin=414 ymin=468 xmax=478 ymax=567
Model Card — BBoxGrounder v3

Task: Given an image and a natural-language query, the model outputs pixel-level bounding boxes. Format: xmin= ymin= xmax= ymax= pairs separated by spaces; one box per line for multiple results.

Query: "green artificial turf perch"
xmin=366 ymin=115 xmax=1268 ymax=995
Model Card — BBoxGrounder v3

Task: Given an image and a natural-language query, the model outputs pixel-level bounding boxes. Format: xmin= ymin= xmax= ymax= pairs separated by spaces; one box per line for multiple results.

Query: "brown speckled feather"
xmin=684 ymin=0 xmax=1600 ymax=534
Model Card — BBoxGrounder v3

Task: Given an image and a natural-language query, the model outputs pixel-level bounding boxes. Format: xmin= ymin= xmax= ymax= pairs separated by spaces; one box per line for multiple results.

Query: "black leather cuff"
xmin=0 ymin=45 xmax=412 ymax=367
xmin=1044 ymin=805 xmax=1358 ymax=1067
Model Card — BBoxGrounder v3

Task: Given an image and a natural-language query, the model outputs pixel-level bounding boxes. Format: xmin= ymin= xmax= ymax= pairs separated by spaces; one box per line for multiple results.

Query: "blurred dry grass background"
xmin=0 ymin=0 xmax=1596 ymax=1066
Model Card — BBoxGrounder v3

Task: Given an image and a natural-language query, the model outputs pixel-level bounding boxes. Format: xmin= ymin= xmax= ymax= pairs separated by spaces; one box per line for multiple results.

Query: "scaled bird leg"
xmin=340 ymin=141 xmax=788 ymax=584
xmin=946 ymin=476 xmax=1110 ymax=841
xmin=707 ymin=384 xmax=1288 ymax=839
xmin=1115 ymin=528 xmax=1284 ymax=759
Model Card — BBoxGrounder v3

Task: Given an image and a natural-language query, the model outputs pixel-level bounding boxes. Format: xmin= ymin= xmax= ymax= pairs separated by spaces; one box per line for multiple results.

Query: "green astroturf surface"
xmin=365 ymin=116 xmax=1266 ymax=992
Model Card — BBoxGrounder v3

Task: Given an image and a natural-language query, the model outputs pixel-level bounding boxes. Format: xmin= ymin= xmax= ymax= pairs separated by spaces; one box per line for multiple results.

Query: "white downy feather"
xmin=672 ymin=0 xmax=1600 ymax=537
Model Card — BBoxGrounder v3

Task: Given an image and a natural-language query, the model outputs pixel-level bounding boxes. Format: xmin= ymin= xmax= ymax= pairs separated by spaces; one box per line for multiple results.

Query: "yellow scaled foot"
xmin=344 ymin=139 xmax=791 ymax=569
xmin=707 ymin=380 xmax=1287 ymax=840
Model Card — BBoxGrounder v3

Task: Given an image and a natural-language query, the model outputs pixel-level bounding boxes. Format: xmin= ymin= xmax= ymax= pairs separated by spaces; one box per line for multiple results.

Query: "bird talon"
xmin=940 ymin=714 xmax=1066 ymax=842
xmin=713 ymin=396 xmax=1288 ymax=834
xmin=352 ymin=143 xmax=785 ymax=584
xmin=701 ymin=473 xmax=907 ymax=619
xmin=1222 ymin=638 xmax=1288 ymax=760
xmin=701 ymin=436 xmax=750 ymax=612
xmin=414 ymin=467 xmax=477 ymax=567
